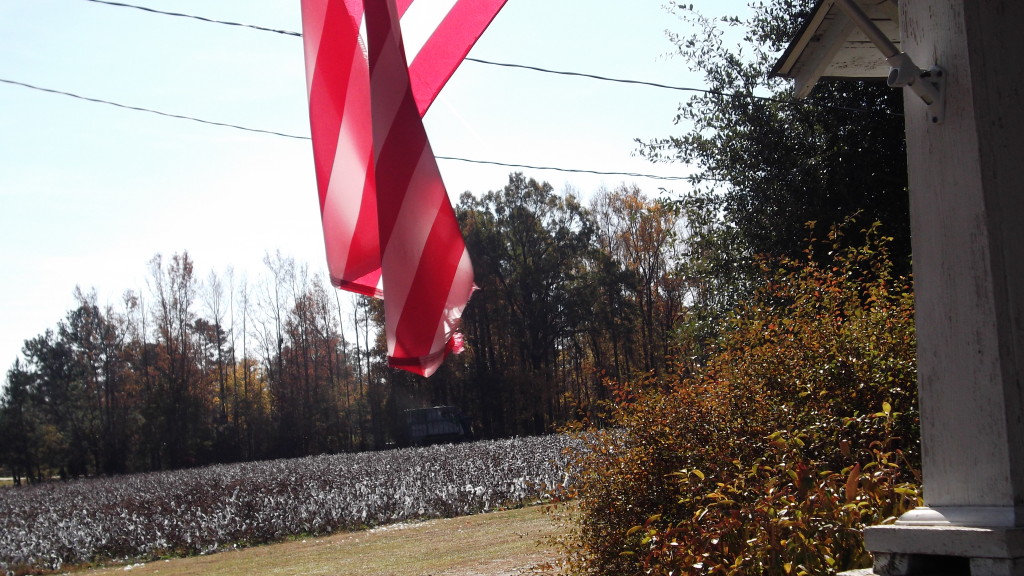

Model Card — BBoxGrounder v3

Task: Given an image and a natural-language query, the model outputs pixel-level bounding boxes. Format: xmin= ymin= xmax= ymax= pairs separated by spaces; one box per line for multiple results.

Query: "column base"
xmin=842 ymin=517 xmax=1024 ymax=576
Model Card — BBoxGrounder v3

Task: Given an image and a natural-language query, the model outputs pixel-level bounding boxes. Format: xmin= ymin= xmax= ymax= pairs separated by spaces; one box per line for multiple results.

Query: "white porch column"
xmin=863 ymin=1 xmax=1024 ymax=575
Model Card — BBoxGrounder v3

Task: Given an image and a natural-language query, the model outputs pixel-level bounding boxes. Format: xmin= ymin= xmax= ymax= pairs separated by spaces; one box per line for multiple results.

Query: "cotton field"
xmin=0 ymin=434 xmax=580 ymax=574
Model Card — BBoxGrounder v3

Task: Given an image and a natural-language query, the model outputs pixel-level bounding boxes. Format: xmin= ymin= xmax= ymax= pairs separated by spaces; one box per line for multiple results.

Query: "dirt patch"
xmin=79 ymin=505 xmax=566 ymax=576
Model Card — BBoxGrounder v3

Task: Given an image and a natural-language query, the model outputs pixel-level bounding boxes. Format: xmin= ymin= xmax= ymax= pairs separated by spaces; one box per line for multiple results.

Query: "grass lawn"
xmin=79 ymin=505 xmax=566 ymax=576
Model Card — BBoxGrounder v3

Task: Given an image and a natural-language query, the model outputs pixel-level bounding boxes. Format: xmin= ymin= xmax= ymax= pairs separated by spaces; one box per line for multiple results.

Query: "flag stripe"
xmin=388 ymin=246 xmax=472 ymax=371
xmin=377 ymin=146 xmax=439 ymax=332
xmin=399 ymin=0 xmax=459 ymax=66
xmin=302 ymin=0 xmax=502 ymax=375
xmin=306 ymin=0 xmax=359 ymax=209
xmin=323 ymin=44 xmax=372 ymax=243
xmin=374 ymin=93 xmax=425 ymax=250
xmin=409 ymin=0 xmax=507 ymax=115
xmin=393 ymin=201 xmax=467 ymax=359
xmin=366 ymin=0 xmax=473 ymax=375
xmin=368 ymin=39 xmax=412 ymax=160
xmin=300 ymin=0 xmax=329 ymax=93
xmin=336 ymin=166 xmax=381 ymax=294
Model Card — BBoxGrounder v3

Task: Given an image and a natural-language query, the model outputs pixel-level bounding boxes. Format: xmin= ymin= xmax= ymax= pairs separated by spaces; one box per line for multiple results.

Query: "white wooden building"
xmin=774 ymin=1 xmax=1024 ymax=574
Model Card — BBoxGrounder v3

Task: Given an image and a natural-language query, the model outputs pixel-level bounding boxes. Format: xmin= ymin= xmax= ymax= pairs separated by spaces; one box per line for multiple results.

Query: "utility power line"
xmin=80 ymin=0 xmax=899 ymax=116
xmin=0 ymin=77 xmax=308 ymax=140
xmin=435 ymin=156 xmax=687 ymax=181
xmin=0 ymin=76 xmax=690 ymax=181
xmin=82 ymin=0 xmax=301 ymax=36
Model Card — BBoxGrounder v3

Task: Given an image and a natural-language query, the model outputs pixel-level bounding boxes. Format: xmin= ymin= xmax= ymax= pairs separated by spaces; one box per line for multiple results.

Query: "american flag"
xmin=300 ymin=0 xmax=505 ymax=376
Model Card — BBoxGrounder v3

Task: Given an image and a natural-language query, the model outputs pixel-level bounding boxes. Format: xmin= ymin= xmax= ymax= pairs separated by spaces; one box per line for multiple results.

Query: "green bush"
xmin=556 ymin=222 xmax=921 ymax=576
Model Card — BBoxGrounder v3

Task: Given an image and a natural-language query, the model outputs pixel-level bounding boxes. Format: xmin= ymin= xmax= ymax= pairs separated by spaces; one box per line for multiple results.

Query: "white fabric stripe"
xmin=429 ymin=247 xmax=473 ymax=356
xmin=380 ymin=145 xmax=445 ymax=352
xmin=427 ymin=322 xmax=445 ymax=359
xmin=300 ymin=0 xmax=329 ymax=96
xmin=399 ymin=0 xmax=458 ymax=64
xmin=322 ymin=45 xmax=372 ymax=262
xmin=320 ymin=166 xmax=364 ymax=272
xmin=358 ymin=15 xmax=367 ymax=61
xmin=444 ymin=248 xmax=474 ymax=318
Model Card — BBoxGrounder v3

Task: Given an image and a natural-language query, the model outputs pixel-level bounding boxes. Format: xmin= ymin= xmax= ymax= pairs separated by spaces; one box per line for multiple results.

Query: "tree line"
xmin=0 ymin=177 xmax=703 ymax=481
xmin=1 ymin=251 xmax=379 ymax=480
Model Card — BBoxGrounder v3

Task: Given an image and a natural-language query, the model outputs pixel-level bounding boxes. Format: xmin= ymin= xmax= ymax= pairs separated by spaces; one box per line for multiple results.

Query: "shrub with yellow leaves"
xmin=557 ymin=221 xmax=920 ymax=576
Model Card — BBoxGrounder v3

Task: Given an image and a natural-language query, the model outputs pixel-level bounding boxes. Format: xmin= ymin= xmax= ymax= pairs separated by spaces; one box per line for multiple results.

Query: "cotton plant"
xmin=0 ymin=434 xmax=580 ymax=574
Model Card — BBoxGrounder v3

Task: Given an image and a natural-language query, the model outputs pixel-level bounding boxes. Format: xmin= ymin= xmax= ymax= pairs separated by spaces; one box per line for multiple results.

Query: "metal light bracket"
xmin=886 ymin=54 xmax=946 ymax=124
xmin=834 ymin=0 xmax=947 ymax=124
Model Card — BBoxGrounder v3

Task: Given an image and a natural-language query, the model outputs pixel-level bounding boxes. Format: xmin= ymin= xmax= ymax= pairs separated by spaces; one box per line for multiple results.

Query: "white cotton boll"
xmin=0 ymin=434 xmax=585 ymax=573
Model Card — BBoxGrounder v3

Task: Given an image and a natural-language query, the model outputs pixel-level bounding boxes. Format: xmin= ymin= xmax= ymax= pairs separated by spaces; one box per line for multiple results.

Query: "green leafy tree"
xmin=459 ymin=173 xmax=596 ymax=435
xmin=0 ymin=360 xmax=50 ymax=483
xmin=671 ymin=190 xmax=754 ymax=357
xmin=58 ymin=288 xmax=137 ymax=475
xmin=19 ymin=329 xmax=95 ymax=478
xmin=641 ymin=1 xmax=910 ymax=287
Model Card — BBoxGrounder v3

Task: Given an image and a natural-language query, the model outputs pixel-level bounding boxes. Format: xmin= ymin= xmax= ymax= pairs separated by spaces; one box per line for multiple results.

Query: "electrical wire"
xmin=77 ymin=0 xmax=899 ymax=116
xmin=465 ymin=58 xmax=730 ymax=98
xmin=435 ymin=156 xmax=688 ymax=181
xmin=0 ymin=77 xmax=309 ymax=140
xmin=464 ymin=58 xmax=900 ymax=116
xmin=0 ymin=76 xmax=689 ymax=181
xmin=82 ymin=0 xmax=301 ymax=37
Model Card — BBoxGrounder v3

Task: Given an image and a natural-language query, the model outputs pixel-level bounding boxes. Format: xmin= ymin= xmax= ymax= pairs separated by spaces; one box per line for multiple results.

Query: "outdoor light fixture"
xmin=771 ymin=0 xmax=945 ymax=123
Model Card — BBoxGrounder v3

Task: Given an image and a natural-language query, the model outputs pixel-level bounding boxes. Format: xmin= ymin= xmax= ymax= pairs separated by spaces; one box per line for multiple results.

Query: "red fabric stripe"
xmin=306 ymin=0 xmax=360 ymax=211
xmin=392 ymin=201 xmax=466 ymax=359
xmin=339 ymin=165 xmax=381 ymax=289
xmin=409 ymin=0 xmax=507 ymax=115
xmin=374 ymin=91 xmax=426 ymax=250
xmin=304 ymin=0 xmax=383 ymax=297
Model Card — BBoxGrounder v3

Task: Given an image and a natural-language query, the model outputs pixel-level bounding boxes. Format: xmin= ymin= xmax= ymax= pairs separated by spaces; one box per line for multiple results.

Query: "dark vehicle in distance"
xmin=398 ymin=406 xmax=472 ymax=447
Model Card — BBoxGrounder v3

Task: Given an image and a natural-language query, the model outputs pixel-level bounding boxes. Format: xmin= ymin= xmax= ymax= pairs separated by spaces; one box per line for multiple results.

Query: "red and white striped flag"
xmin=300 ymin=0 xmax=505 ymax=376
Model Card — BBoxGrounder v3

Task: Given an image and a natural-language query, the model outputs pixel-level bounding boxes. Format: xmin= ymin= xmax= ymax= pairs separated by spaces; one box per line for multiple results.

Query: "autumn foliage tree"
xmin=0 ymin=249 xmax=383 ymax=479
xmin=450 ymin=175 xmax=693 ymax=438
xmin=557 ymin=223 xmax=920 ymax=576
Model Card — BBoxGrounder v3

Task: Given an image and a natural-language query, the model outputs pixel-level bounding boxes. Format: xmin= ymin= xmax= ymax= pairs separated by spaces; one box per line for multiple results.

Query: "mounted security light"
xmin=771 ymin=0 xmax=945 ymax=123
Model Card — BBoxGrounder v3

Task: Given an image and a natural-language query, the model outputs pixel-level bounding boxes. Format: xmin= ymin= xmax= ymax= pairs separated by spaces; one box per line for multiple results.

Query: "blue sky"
xmin=0 ymin=0 xmax=752 ymax=373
